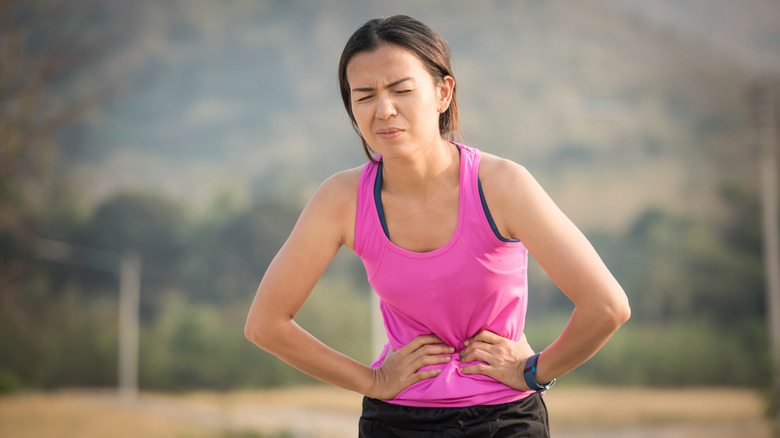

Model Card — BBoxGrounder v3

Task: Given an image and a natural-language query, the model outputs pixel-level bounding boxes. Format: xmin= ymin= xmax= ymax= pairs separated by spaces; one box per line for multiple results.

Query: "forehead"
xmin=346 ymin=44 xmax=432 ymax=86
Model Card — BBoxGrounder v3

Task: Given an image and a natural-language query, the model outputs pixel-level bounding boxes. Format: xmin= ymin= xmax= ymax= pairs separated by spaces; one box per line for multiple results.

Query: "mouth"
xmin=376 ymin=128 xmax=404 ymax=139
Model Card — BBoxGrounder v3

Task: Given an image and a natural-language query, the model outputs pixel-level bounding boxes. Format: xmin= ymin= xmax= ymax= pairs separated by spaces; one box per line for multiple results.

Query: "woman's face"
xmin=346 ymin=43 xmax=453 ymax=161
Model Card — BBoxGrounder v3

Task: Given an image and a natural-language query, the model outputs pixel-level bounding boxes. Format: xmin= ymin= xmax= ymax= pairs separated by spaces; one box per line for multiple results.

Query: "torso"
xmin=335 ymin=149 xmax=516 ymax=253
xmin=380 ymin=183 xmax=459 ymax=253
xmin=352 ymin=144 xmax=531 ymax=407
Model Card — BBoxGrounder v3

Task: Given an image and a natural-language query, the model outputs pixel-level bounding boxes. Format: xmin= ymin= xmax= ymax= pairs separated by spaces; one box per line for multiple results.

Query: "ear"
xmin=437 ymin=75 xmax=455 ymax=112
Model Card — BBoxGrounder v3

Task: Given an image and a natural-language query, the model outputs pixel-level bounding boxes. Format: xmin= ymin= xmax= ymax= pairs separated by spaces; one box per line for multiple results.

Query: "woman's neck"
xmin=380 ymin=137 xmax=460 ymax=199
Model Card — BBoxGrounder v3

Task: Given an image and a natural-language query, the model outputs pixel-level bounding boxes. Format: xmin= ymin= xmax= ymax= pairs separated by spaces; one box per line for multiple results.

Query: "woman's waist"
xmin=377 ymin=353 xmax=532 ymax=407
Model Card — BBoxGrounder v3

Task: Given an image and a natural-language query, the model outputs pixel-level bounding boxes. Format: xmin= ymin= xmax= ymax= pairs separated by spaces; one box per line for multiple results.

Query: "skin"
xmin=244 ymin=43 xmax=630 ymax=400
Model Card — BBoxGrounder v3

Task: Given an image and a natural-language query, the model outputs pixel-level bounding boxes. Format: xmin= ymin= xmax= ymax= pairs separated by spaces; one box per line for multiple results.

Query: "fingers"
xmin=457 ymin=332 xmax=534 ymax=391
xmin=460 ymin=331 xmax=505 ymax=363
xmin=415 ymin=343 xmax=456 ymax=358
xmin=465 ymin=330 xmax=502 ymax=345
xmin=460 ymin=363 xmax=493 ymax=377
xmin=405 ymin=334 xmax=447 ymax=352
xmin=376 ymin=332 xmax=535 ymax=398
xmin=400 ymin=335 xmax=454 ymax=364
xmin=407 ymin=344 xmax=454 ymax=376
xmin=371 ymin=334 xmax=461 ymax=400
xmin=414 ymin=367 xmax=443 ymax=381
xmin=394 ymin=334 xmax=454 ymax=373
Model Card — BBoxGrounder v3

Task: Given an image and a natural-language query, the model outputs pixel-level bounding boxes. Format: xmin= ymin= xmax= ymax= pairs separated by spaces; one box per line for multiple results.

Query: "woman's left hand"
xmin=458 ymin=330 xmax=535 ymax=391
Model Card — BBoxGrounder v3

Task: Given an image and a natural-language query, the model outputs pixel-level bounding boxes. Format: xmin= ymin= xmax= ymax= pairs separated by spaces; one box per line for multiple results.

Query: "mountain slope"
xmin=48 ymin=0 xmax=775 ymax=229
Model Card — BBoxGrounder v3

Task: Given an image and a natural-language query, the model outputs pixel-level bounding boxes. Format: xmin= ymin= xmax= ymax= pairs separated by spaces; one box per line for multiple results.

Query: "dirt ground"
xmin=0 ymin=386 xmax=771 ymax=438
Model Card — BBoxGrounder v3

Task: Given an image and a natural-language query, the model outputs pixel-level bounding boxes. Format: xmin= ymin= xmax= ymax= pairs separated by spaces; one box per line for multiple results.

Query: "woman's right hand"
xmin=368 ymin=334 xmax=454 ymax=400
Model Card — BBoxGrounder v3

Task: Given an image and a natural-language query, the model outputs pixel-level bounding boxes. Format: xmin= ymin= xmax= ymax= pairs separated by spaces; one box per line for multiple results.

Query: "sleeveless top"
xmin=354 ymin=144 xmax=534 ymax=407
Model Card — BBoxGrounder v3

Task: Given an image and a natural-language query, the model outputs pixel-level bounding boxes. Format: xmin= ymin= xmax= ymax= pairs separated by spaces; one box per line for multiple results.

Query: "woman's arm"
xmin=462 ymin=154 xmax=630 ymax=387
xmin=244 ymin=168 xmax=451 ymax=399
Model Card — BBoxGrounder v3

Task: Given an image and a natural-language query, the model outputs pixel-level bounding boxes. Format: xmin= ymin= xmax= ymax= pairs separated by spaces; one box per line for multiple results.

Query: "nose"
xmin=375 ymin=95 xmax=397 ymax=120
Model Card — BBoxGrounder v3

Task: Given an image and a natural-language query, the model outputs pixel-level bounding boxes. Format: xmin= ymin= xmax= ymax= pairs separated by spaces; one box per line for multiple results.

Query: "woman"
xmin=245 ymin=15 xmax=630 ymax=437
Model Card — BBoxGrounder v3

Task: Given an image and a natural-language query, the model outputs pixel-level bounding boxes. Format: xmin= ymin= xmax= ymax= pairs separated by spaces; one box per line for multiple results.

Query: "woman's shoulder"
xmin=298 ymin=165 xmax=364 ymax=250
xmin=312 ymin=165 xmax=366 ymax=219
xmin=478 ymin=151 xmax=534 ymax=190
xmin=476 ymin=151 xmax=550 ymax=241
xmin=320 ymin=165 xmax=364 ymax=194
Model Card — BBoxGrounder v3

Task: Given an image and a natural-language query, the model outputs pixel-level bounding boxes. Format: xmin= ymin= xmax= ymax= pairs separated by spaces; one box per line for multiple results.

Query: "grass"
xmin=544 ymin=386 xmax=767 ymax=426
xmin=0 ymin=385 xmax=770 ymax=438
xmin=0 ymin=390 xmax=211 ymax=438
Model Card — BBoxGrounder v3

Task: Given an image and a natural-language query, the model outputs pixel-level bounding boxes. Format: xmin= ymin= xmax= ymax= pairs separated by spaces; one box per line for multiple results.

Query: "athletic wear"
xmin=354 ymin=144 xmax=534 ymax=407
xmin=358 ymin=394 xmax=550 ymax=437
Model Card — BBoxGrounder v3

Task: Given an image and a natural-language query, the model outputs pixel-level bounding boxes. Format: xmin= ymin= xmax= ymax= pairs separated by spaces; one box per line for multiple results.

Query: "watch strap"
xmin=523 ymin=352 xmax=556 ymax=392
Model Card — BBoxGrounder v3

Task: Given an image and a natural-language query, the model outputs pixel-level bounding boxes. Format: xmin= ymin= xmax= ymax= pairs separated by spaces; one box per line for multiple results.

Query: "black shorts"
xmin=358 ymin=393 xmax=550 ymax=437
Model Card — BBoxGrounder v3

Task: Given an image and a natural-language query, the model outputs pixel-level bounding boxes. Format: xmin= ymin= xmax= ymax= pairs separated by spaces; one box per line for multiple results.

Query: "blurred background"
xmin=1 ymin=0 xmax=780 ymax=436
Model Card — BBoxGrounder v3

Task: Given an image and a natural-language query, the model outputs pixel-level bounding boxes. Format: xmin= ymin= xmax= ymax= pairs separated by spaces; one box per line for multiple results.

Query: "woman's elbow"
xmin=244 ymin=316 xmax=274 ymax=350
xmin=244 ymin=319 xmax=261 ymax=345
xmin=585 ymin=289 xmax=631 ymax=333
xmin=608 ymin=293 xmax=631 ymax=329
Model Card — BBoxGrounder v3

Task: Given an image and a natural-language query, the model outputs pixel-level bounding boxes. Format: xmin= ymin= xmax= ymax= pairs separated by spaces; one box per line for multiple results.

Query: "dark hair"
xmin=338 ymin=15 xmax=461 ymax=163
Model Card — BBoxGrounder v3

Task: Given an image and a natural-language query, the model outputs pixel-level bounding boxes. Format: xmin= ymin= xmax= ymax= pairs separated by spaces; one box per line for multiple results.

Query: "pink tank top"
xmin=354 ymin=144 xmax=534 ymax=407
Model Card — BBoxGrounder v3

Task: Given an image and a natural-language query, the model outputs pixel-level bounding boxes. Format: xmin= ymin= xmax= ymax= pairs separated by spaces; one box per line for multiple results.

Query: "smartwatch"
xmin=523 ymin=353 xmax=556 ymax=392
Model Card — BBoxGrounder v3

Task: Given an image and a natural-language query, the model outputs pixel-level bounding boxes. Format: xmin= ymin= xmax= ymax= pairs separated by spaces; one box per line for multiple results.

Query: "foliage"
xmin=0 ymin=1 xmax=776 ymax=394
xmin=610 ymin=202 xmax=763 ymax=327
xmin=0 ymin=185 xmax=375 ymax=392
xmin=526 ymin=313 xmax=767 ymax=387
xmin=0 ymin=176 xmax=769 ymax=392
xmin=177 ymin=197 xmax=302 ymax=303
xmin=525 ymin=179 xmax=769 ymax=387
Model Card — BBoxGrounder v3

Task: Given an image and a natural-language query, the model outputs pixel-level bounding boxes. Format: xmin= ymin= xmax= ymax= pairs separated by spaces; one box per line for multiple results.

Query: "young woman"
xmin=245 ymin=15 xmax=630 ymax=437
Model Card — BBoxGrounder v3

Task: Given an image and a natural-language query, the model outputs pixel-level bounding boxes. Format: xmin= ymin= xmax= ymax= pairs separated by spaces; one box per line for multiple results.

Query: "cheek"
xmin=413 ymin=103 xmax=441 ymax=131
xmin=351 ymin=106 xmax=371 ymax=131
xmin=411 ymin=94 xmax=440 ymax=124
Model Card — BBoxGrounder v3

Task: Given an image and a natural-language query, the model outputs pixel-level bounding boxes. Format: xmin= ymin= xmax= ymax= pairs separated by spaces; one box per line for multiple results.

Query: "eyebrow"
xmin=351 ymin=77 xmax=413 ymax=93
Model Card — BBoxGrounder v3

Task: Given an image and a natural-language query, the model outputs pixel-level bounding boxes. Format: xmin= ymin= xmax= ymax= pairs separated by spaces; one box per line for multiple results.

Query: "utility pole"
xmin=118 ymin=253 xmax=141 ymax=402
xmin=751 ymin=78 xmax=780 ymax=437
xmin=34 ymin=238 xmax=142 ymax=402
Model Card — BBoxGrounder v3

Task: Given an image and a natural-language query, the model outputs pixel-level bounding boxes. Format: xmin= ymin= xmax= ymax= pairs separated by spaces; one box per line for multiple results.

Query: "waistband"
xmin=359 ymin=393 xmax=550 ymax=437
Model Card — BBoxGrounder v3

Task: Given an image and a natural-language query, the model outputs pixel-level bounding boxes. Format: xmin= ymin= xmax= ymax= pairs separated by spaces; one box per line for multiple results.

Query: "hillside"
xmin=43 ymin=0 xmax=780 ymax=231
xmin=3 ymin=0 xmax=776 ymax=392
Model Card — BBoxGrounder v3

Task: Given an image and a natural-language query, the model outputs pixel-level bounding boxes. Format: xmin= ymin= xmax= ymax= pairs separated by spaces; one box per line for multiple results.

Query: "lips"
xmin=376 ymin=128 xmax=404 ymax=139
